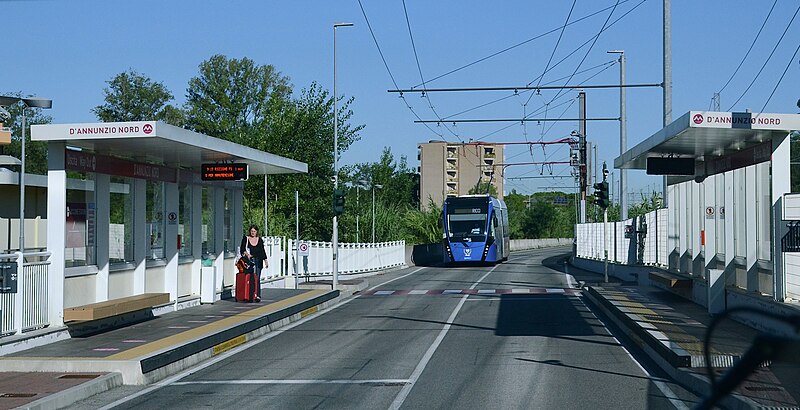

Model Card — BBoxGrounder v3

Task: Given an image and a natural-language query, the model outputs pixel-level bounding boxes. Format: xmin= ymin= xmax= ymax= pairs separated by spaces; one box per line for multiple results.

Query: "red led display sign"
xmin=201 ymin=163 xmax=249 ymax=181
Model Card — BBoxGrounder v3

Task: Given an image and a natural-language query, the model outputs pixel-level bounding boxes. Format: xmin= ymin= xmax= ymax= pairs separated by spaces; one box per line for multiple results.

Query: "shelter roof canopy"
xmin=31 ymin=121 xmax=307 ymax=175
xmin=615 ymin=111 xmax=800 ymax=171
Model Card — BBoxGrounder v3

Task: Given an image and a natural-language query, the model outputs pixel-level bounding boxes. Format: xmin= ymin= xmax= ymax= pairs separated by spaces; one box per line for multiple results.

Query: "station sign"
xmin=689 ymin=111 xmax=800 ymax=130
xmin=201 ymin=163 xmax=249 ymax=181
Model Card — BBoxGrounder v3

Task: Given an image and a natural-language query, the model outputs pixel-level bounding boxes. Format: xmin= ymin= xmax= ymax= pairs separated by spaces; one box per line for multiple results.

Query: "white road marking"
xmin=172 ymin=379 xmax=409 ymax=386
xmin=374 ymin=291 xmax=395 ymax=295
xmin=366 ymin=267 xmax=426 ymax=292
xmin=388 ymin=265 xmax=499 ymax=410
xmin=477 ymin=289 xmax=495 ymax=294
xmin=581 ymin=298 xmax=690 ymax=410
xmin=102 ymin=266 xmax=430 ymax=409
xmin=545 ymin=288 xmax=565 ymax=293
xmin=408 ymin=290 xmax=428 ymax=295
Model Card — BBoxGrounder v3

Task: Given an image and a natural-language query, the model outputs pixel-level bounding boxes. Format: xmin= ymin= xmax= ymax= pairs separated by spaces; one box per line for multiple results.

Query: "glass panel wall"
xmin=146 ymin=180 xmax=165 ymax=261
xmin=109 ymin=176 xmax=134 ymax=263
xmin=202 ymin=186 xmax=215 ymax=256
xmin=66 ymin=172 xmax=96 ymax=268
xmin=179 ymin=183 xmax=192 ymax=257
xmin=224 ymin=189 xmax=234 ymax=253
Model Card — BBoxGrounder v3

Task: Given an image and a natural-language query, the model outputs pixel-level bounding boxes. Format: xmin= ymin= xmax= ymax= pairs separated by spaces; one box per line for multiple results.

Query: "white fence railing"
xmin=575 ymin=208 xmax=668 ymax=267
xmin=1 ymin=251 xmax=50 ymax=336
xmin=287 ymin=240 xmax=405 ymax=276
xmin=1 ymin=238 xmax=403 ymax=339
xmin=262 ymin=236 xmax=286 ymax=280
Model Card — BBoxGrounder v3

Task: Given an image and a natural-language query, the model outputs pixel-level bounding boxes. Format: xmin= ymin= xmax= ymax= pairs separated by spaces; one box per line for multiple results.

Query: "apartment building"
xmin=418 ymin=141 xmax=504 ymax=210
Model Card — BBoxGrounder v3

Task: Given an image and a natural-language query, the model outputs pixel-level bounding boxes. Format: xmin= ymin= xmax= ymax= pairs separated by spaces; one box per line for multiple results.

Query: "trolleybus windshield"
xmin=446 ymin=204 xmax=488 ymax=241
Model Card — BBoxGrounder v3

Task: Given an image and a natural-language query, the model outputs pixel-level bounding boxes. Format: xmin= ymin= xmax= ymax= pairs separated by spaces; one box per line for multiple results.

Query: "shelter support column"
xmin=677 ymin=181 xmax=689 ymax=273
xmin=46 ymin=142 xmax=66 ymax=327
xmin=745 ymin=166 xmax=758 ymax=292
xmin=703 ymin=176 xmax=717 ymax=272
xmin=667 ymin=182 xmax=678 ymax=270
xmin=210 ymin=186 xmax=225 ymax=302
xmin=133 ymin=179 xmax=147 ymax=294
xmin=231 ymin=187 xmax=243 ymax=291
xmin=164 ymin=182 xmax=179 ymax=302
xmin=724 ymin=171 xmax=735 ymax=284
xmin=692 ymin=180 xmax=703 ymax=277
xmin=772 ymin=134 xmax=790 ymax=302
xmin=95 ymin=174 xmax=110 ymax=302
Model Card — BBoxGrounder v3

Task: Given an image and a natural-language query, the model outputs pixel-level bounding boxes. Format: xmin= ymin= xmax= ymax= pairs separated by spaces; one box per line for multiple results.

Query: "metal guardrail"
xmin=0 ymin=251 xmax=51 ymax=337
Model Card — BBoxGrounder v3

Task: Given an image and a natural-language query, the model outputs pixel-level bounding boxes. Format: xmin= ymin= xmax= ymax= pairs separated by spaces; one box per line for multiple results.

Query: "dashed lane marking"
xmin=361 ymin=288 xmax=581 ymax=297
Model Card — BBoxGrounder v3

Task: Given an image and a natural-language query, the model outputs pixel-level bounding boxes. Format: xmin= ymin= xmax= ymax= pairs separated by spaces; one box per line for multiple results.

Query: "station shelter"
xmin=615 ymin=111 xmax=800 ymax=314
xmin=30 ymin=121 xmax=306 ymax=327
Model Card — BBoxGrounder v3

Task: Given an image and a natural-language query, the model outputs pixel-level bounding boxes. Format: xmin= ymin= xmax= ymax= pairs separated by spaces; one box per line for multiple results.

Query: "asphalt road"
xmin=75 ymin=247 xmax=697 ymax=409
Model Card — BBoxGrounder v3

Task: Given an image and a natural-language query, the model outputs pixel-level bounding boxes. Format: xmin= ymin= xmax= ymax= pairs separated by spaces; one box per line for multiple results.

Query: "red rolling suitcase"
xmin=235 ymin=271 xmax=256 ymax=302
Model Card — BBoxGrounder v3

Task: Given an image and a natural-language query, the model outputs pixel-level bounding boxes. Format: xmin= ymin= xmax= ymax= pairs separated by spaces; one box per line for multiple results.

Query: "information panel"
xmin=201 ymin=163 xmax=249 ymax=181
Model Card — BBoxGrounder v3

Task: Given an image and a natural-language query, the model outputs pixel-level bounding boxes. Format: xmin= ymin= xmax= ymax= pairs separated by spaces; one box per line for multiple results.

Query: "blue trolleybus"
xmin=442 ymin=195 xmax=510 ymax=264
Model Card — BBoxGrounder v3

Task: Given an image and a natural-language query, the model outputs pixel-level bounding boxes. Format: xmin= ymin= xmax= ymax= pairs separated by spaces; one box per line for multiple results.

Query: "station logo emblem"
xmin=143 ymin=123 xmax=153 ymax=134
xmin=693 ymin=114 xmax=704 ymax=124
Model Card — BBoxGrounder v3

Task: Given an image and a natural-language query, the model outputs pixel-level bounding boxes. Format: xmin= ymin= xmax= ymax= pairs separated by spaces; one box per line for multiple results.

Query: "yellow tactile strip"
xmin=109 ymin=289 xmax=327 ymax=361
xmin=601 ymin=289 xmax=709 ymax=356
xmin=2 ymin=289 xmax=328 ymax=363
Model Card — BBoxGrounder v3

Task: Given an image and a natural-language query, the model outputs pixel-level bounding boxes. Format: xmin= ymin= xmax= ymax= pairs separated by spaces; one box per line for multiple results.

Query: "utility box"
xmin=0 ymin=261 xmax=18 ymax=293
xmin=200 ymin=266 xmax=217 ymax=304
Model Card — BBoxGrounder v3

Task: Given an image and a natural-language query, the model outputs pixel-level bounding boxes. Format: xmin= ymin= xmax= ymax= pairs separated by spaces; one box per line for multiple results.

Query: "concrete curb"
xmin=19 ymin=372 xmax=123 ymax=410
xmin=583 ymin=287 xmax=760 ymax=410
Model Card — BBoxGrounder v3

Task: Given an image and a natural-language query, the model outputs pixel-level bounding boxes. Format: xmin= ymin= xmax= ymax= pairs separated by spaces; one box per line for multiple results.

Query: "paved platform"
xmin=0 ymin=287 xmax=341 ymax=410
xmin=585 ymin=285 xmax=800 ymax=409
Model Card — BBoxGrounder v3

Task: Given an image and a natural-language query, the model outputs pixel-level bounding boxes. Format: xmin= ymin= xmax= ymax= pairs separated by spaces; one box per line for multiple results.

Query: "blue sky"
xmin=3 ymin=0 xmax=799 ymax=200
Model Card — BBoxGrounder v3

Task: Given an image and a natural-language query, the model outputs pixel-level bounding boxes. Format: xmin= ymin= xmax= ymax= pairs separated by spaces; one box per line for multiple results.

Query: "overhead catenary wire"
xmin=759 ymin=39 xmax=800 ymax=113
xmin=726 ymin=4 xmax=800 ymax=111
xmin=715 ymin=0 xmax=777 ymax=99
xmin=408 ymin=0 xmax=637 ymax=89
xmin=438 ymin=60 xmax=616 ymax=120
xmin=543 ymin=0 xmax=621 ymax=107
xmin=527 ymin=0 xmax=578 ymax=106
xmin=475 ymin=0 xmax=647 ymax=141
xmin=401 ymin=0 xmax=463 ymax=142
xmin=356 ymin=0 xmax=444 ymax=138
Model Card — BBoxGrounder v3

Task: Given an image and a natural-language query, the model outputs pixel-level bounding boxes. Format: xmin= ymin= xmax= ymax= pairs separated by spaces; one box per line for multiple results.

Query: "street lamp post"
xmin=372 ymin=184 xmax=382 ymax=243
xmin=607 ymin=50 xmax=627 ymax=220
xmin=332 ymin=22 xmax=353 ymax=290
xmin=0 ymin=96 xmax=52 ymax=253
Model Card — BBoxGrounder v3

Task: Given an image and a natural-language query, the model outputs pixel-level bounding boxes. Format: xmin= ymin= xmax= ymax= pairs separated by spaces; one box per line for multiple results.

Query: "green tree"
xmin=93 ymin=70 xmax=185 ymax=125
xmin=185 ymin=54 xmax=292 ymax=146
xmin=503 ymin=190 xmax=529 ymax=239
xmin=0 ymin=92 xmax=53 ymax=174
xmin=338 ymin=147 xmax=420 ymax=242
xmin=257 ymin=83 xmax=362 ymax=240
xmin=468 ymin=181 xmax=498 ymax=196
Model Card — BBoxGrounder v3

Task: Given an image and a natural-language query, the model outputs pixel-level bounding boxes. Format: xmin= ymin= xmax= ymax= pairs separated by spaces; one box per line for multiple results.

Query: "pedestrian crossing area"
xmin=361 ymin=287 xmax=582 ymax=297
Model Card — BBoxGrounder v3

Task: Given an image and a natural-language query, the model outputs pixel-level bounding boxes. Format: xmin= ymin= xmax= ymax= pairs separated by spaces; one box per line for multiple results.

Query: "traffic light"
xmin=333 ymin=189 xmax=345 ymax=216
xmin=594 ymin=181 xmax=609 ymax=209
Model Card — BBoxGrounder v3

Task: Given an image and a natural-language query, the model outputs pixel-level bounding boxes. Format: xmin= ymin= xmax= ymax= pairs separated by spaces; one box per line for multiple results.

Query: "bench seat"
xmin=64 ymin=293 xmax=170 ymax=322
xmin=649 ymin=271 xmax=692 ymax=289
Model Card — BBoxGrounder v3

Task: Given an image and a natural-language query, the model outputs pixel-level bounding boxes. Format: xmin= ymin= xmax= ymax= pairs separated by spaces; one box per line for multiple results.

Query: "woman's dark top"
xmin=240 ymin=236 xmax=267 ymax=260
